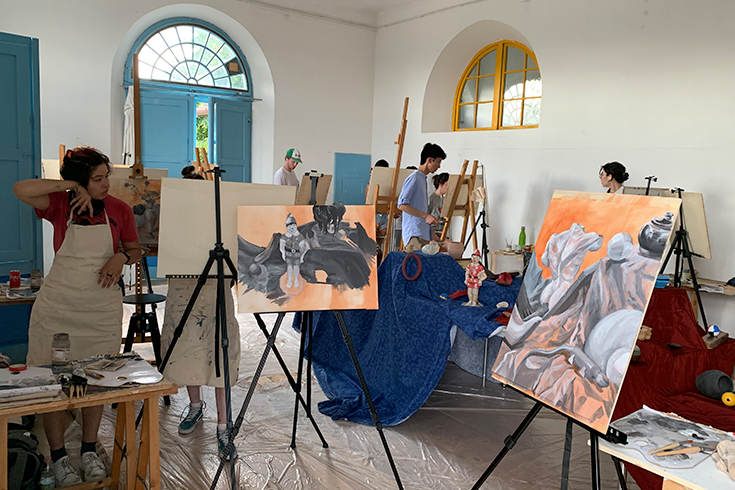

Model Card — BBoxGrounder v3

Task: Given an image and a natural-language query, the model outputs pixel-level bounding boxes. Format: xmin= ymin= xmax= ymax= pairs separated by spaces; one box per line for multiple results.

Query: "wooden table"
xmin=0 ymin=381 xmax=177 ymax=490
xmin=599 ymin=437 xmax=735 ymax=490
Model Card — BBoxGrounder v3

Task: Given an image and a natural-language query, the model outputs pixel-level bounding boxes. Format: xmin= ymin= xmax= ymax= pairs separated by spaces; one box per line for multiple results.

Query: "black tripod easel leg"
xmin=210 ymin=312 xmax=287 ymax=490
xmin=333 ymin=311 xmax=403 ymax=490
xmin=291 ymin=313 xmax=309 ymax=448
xmin=471 ymin=401 xmax=543 ymax=489
xmin=590 ymin=431 xmax=601 ymax=490
xmin=253 ymin=314 xmax=328 ymax=448
xmin=560 ymin=418 xmax=573 ymax=490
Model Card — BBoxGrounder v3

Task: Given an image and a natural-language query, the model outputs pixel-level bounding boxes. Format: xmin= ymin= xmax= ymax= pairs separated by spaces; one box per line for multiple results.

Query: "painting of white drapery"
xmin=492 ymin=190 xmax=681 ymax=433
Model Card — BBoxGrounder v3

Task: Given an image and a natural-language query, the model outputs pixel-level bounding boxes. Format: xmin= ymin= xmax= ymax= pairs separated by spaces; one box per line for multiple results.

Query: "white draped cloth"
xmin=122 ymin=86 xmax=135 ymax=166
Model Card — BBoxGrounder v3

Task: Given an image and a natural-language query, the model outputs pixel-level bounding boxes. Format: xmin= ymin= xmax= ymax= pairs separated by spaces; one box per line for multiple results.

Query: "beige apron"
xmin=160 ymin=278 xmax=240 ymax=387
xmin=27 ymin=210 xmax=123 ymax=366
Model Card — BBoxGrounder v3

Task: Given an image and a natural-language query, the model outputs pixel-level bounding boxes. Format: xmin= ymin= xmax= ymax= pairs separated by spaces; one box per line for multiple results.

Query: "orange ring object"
xmin=401 ymin=253 xmax=422 ymax=281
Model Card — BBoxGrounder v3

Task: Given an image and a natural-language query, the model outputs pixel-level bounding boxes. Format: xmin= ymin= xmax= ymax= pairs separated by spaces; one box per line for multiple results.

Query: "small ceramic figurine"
xmin=463 ymin=249 xmax=487 ymax=307
xmin=280 ymin=213 xmax=309 ymax=288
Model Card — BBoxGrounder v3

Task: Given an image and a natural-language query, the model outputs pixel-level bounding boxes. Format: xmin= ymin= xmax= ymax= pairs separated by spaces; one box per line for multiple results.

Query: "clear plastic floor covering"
xmin=91 ymin=295 xmax=638 ymax=489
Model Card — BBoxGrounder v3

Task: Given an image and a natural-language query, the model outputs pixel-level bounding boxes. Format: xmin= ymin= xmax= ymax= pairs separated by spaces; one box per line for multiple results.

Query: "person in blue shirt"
xmin=398 ymin=142 xmax=446 ymax=252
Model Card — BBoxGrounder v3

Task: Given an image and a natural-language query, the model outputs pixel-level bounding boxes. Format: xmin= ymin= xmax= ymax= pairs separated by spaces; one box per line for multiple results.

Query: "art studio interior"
xmin=2 ymin=1 xmax=735 ymax=489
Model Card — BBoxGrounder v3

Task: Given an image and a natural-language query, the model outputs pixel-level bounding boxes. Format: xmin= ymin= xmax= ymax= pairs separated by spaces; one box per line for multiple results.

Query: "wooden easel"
xmin=372 ymin=97 xmax=409 ymax=256
xmin=194 ymin=147 xmax=215 ymax=180
xmin=440 ymin=159 xmax=479 ymax=249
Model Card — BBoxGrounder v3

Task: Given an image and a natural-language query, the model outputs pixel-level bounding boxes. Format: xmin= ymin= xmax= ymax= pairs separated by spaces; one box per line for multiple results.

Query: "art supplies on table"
xmin=83 ymin=358 xmax=163 ymax=388
xmin=0 ymin=366 xmax=62 ymax=406
xmin=611 ymin=406 xmax=733 ymax=469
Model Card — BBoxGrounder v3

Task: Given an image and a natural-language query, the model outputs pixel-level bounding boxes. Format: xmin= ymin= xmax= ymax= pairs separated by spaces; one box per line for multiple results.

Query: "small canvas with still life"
xmin=109 ymin=178 xmax=161 ymax=250
xmin=492 ymin=190 xmax=681 ymax=433
xmin=237 ymin=205 xmax=378 ymax=313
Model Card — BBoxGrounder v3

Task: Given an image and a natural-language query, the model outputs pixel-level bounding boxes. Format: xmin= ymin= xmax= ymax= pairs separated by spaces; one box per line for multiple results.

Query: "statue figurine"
xmin=280 ymin=213 xmax=309 ymax=289
xmin=463 ymin=249 xmax=487 ymax=307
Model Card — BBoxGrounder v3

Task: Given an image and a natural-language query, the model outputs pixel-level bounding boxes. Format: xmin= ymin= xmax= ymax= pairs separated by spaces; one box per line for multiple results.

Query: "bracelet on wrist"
xmin=121 ymin=251 xmax=131 ymax=264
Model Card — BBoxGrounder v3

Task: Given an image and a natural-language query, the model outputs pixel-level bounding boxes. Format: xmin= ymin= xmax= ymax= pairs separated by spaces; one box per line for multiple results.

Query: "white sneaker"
xmin=51 ymin=455 xmax=82 ymax=487
xmin=81 ymin=451 xmax=107 ymax=481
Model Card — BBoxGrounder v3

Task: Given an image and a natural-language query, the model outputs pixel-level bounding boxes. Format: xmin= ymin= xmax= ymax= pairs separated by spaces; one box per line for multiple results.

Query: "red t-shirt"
xmin=35 ymin=191 xmax=139 ymax=254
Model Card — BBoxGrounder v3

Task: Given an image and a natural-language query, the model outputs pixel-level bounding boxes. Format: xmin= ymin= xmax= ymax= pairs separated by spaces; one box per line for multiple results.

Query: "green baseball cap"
xmin=286 ymin=148 xmax=302 ymax=163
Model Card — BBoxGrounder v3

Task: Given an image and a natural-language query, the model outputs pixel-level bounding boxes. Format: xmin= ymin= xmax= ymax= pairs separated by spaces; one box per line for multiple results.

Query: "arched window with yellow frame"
xmin=453 ymin=41 xmax=541 ymax=131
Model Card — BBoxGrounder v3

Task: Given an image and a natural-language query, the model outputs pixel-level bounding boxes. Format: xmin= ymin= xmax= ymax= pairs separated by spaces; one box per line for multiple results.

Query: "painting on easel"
xmin=236 ymin=205 xmax=378 ymax=313
xmin=492 ymin=190 xmax=681 ymax=433
xmin=109 ymin=178 xmax=161 ymax=250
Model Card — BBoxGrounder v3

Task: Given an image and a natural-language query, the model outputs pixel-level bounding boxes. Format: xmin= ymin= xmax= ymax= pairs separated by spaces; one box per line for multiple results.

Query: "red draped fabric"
xmin=613 ymin=287 xmax=735 ymax=489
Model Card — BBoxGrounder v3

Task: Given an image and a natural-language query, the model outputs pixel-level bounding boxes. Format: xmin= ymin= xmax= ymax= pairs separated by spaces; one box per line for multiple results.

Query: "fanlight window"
xmin=454 ymin=41 xmax=541 ymax=130
xmin=137 ymin=24 xmax=248 ymax=91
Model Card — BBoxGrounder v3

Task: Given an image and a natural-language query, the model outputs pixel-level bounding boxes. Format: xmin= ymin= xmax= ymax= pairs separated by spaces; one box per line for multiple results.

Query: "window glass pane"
xmin=182 ymin=42 xmax=193 ymax=61
xmin=139 ymin=45 xmax=158 ymax=66
xmin=219 ymin=44 xmax=235 ymax=64
xmin=171 ymin=44 xmax=186 ymax=64
xmin=207 ymin=54 xmax=222 ymax=69
xmin=206 ymin=35 xmax=224 ymax=53
xmin=153 ymin=57 xmax=173 ymax=74
xmin=230 ymin=74 xmax=247 ymax=90
xmin=199 ymin=74 xmax=214 ymax=86
xmin=525 ymin=70 xmax=542 ymax=97
xmin=152 ymin=67 xmax=169 ymax=81
xmin=478 ymin=50 xmax=496 ymax=76
xmin=187 ymin=61 xmax=201 ymax=80
xmin=469 ymin=64 xmax=477 ymax=77
xmin=460 ymin=78 xmax=476 ymax=104
xmin=193 ymin=27 xmax=209 ymax=46
xmin=160 ymin=27 xmax=179 ymax=48
xmin=211 ymin=66 xmax=227 ymax=80
xmin=170 ymin=69 xmax=186 ymax=83
xmin=161 ymin=49 xmax=178 ymax=68
xmin=214 ymin=77 xmax=230 ymax=88
xmin=476 ymin=102 xmax=494 ymax=128
xmin=458 ymin=105 xmax=475 ymax=129
xmin=502 ymin=99 xmax=522 ymax=127
xmin=527 ymin=56 xmax=537 ymax=69
xmin=523 ymin=98 xmax=541 ymax=125
xmin=138 ymin=61 xmax=153 ymax=79
xmin=146 ymin=33 xmax=167 ymax=55
xmin=478 ymin=76 xmax=495 ymax=102
xmin=192 ymin=44 xmax=204 ymax=63
xmin=503 ymin=71 xmax=524 ymax=99
xmin=200 ymin=49 xmax=215 ymax=67
xmin=505 ymin=46 xmax=525 ymax=72
xmin=177 ymin=25 xmax=193 ymax=44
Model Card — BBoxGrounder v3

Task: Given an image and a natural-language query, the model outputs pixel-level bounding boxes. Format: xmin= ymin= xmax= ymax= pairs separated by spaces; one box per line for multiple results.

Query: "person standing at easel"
xmin=14 ymin=146 xmax=141 ymax=487
xmin=273 ymin=148 xmax=302 ymax=193
xmin=398 ymin=143 xmax=446 ymax=252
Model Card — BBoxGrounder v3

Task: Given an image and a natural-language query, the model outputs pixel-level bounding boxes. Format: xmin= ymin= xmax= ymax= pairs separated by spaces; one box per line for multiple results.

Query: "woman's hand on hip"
xmin=98 ymin=254 xmax=126 ymax=288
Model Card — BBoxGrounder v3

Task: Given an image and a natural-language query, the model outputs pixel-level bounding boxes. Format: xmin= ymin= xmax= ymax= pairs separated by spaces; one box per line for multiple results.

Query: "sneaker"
xmin=51 ymin=455 xmax=82 ymax=487
xmin=81 ymin=451 xmax=107 ymax=481
xmin=179 ymin=402 xmax=205 ymax=435
xmin=217 ymin=428 xmax=238 ymax=461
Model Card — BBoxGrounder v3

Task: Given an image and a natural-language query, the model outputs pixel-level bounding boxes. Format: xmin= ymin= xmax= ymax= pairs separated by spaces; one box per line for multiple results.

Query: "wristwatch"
xmin=121 ymin=251 xmax=131 ymax=264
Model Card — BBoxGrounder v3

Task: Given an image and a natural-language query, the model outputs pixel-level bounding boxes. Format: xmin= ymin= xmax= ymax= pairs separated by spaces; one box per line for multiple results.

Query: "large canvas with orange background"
xmin=492 ymin=190 xmax=681 ymax=433
xmin=236 ymin=205 xmax=378 ymax=313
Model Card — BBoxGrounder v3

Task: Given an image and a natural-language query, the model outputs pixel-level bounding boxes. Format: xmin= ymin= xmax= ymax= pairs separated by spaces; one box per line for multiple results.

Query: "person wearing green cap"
xmin=274 ymin=148 xmax=302 ymax=191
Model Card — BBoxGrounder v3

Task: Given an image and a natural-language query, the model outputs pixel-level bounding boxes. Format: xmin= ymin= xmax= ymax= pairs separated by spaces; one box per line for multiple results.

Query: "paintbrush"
xmin=648 ymin=440 xmax=693 ymax=455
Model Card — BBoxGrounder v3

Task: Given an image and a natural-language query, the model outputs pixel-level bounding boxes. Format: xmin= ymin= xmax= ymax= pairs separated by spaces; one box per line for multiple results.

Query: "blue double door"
xmin=139 ymin=90 xmax=252 ymax=182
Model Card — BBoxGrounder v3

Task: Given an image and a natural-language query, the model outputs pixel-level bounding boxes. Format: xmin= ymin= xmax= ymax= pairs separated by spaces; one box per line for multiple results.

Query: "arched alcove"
xmin=422 ymin=20 xmax=532 ymax=133
xmin=110 ymin=4 xmax=275 ymax=184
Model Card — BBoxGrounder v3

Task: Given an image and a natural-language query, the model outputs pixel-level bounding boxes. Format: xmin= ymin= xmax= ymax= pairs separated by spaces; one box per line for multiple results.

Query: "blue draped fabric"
xmin=295 ymin=252 xmax=521 ymax=426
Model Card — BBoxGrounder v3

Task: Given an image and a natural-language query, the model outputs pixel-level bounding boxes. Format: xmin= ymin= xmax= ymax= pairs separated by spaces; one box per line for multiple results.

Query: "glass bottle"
xmin=51 ymin=333 xmax=72 ymax=372
xmin=518 ymin=226 xmax=526 ymax=248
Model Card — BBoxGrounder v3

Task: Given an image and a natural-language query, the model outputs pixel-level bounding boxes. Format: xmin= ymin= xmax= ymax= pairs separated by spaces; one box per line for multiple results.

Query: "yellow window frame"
xmin=453 ymin=40 xmax=541 ymax=131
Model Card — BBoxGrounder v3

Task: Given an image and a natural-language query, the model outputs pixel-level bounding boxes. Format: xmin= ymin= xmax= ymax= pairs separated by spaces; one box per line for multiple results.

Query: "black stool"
xmin=122 ymin=257 xmax=170 ymax=405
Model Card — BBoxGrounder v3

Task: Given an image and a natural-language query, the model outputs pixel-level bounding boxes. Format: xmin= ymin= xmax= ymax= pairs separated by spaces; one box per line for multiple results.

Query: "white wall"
xmin=372 ymin=0 xmax=735 ymax=332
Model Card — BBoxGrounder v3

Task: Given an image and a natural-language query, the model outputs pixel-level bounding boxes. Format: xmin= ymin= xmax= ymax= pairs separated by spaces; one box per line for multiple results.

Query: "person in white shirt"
xmin=273 ymin=148 xmax=302 ymax=192
xmin=599 ymin=161 xmax=629 ymax=194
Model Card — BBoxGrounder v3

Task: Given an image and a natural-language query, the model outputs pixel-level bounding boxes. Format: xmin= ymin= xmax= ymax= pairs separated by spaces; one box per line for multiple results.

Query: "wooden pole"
xmin=384 ymin=97 xmax=409 ymax=255
xmin=440 ymin=159 xmax=469 ymax=241
xmin=130 ymin=54 xmax=146 ymax=179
